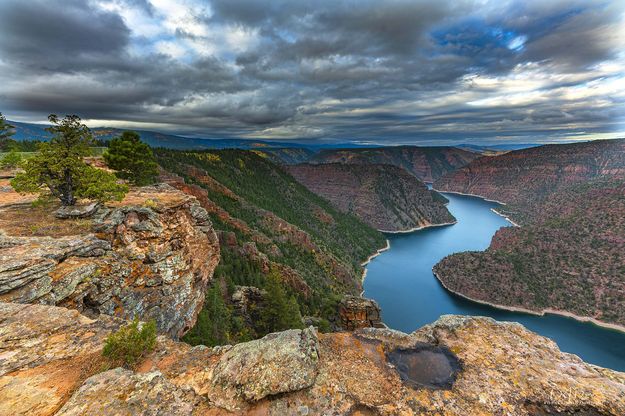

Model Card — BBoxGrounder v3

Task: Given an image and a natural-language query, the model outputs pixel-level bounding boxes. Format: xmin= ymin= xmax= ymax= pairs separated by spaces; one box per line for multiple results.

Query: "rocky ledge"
xmin=1 ymin=301 xmax=624 ymax=415
xmin=0 ymin=184 xmax=220 ymax=338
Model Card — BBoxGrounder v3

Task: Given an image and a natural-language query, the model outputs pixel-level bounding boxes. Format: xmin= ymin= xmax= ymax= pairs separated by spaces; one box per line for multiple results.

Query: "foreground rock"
xmin=0 ymin=184 xmax=220 ymax=338
xmin=2 ymin=302 xmax=624 ymax=415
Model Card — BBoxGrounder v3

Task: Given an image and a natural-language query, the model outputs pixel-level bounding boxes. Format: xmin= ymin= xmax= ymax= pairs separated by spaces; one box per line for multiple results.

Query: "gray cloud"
xmin=0 ymin=0 xmax=623 ymax=143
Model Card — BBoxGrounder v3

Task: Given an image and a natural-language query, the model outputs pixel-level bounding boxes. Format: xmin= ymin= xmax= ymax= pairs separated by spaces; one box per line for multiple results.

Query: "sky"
xmin=0 ymin=0 xmax=624 ymax=146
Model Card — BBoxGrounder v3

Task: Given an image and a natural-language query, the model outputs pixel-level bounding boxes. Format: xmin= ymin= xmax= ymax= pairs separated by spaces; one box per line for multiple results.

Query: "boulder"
xmin=56 ymin=369 xmax=204 ymax=416
xmin=211 ymin=327 xmax=320 ymax=401
xmin=0 ymin=184 xmax=220 ymax=338
xmin=54 ymin=202 xmax=100 ymax=219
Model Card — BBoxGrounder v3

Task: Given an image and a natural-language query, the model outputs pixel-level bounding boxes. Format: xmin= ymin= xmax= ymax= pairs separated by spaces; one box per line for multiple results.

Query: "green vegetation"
xmin=259 ymin=271 xmax=304 ymax=334
xmin=10 ymin=115 xmax=128 ymax=206
xmin=104 ymin=131 xmax=159 ymax=185
xmin=0 ymin=148 xmax=22 ymax=169
xmin=102 ymin=319 xmax=157 ymax=368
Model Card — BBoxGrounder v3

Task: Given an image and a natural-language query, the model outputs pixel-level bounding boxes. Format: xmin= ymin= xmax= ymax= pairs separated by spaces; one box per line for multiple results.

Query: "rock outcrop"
xmin=0 ymin=184 xmax=220 ymax=338
xmin=338 ymin=295 xmax=385 ymax=330
xmin=3 ymin=301 xmax=624 ymax=415
xmin=286 ymin=163 xmax=455 ymax=232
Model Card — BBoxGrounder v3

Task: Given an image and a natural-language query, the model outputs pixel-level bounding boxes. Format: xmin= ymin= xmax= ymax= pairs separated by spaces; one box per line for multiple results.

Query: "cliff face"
xmin=0 ymin=183 xmax=220 ymax=338
xmin=434 ymin=139 xmax=625 ymax=221
xmin=2 ymin=302 xmax=624 ymax=416
xmin=433 ymin=180 xmax=625 ymax=327
xmin=286 ymin=163 xmax=455 ymax=232
xmin=309 ymin=146 xmax=480 ymax=182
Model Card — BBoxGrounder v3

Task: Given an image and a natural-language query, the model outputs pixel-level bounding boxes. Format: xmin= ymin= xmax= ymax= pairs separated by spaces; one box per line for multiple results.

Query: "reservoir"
xmin=363 ymin=191 xmax=625 ymax=371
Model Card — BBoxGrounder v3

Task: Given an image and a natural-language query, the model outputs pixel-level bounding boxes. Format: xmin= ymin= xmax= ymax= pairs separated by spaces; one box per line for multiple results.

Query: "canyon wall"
xmin=286 ymin=163 xmax=455 ymax=232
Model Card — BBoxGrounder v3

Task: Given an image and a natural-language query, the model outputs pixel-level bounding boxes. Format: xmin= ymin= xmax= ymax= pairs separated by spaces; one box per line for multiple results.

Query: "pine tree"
xmin=104 ymin=131 xmax=159 ymax=186
xmin=182 ymin=284 xmax=232 ymax=346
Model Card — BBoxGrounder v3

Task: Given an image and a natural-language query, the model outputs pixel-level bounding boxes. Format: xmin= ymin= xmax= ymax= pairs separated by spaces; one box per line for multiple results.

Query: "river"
xmin=362 ymin=191 xmax=625 ymax=372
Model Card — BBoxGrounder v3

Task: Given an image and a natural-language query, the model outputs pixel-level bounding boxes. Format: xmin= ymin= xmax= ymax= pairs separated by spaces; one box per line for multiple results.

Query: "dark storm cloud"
xmin=0 ymin=0 xmax=623 ymax=143
xmin=0 ymin=0 xmax=130 ymax=73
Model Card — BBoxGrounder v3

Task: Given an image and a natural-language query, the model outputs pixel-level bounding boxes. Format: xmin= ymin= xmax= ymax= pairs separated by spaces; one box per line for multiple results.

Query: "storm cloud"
xmin=0 ymin=0 xmax=623 ymax=144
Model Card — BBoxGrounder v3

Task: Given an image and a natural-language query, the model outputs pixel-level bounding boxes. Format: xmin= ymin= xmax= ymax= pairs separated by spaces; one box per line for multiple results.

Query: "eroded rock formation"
xmin=2 ymin=302 xmax=624 ymax=415
xmin=338 ymin=295 xmax=384 ymax=330
xmin=0 ymin=184 xmax=220 ymax=338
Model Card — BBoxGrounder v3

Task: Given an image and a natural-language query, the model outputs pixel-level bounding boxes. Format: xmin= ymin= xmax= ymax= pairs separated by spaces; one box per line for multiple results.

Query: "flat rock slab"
xmin=54 ymin=202 xmax=100 ymax=219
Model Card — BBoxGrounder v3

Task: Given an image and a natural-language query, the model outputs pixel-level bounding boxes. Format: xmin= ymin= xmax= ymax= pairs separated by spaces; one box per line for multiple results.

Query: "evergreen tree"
xmin=11 ymin=114 xmax=127 ymax=205
xmin=183 ymin=284 xmax=232 ymax=346
xmin=0 ymin=113 xmax=14 ymax=140
xmin=104 ymin=131 xmax=159 ymax=186
xmin=259 ymin=271 xmax=303 ymax=335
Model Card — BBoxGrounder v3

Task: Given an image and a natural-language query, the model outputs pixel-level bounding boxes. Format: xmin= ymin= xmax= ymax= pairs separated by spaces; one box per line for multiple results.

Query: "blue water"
xmin=363 ymin=192 xmax=625 ymax=372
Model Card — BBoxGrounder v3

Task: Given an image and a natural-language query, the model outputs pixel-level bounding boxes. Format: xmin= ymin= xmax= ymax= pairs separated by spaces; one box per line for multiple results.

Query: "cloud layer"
xmin=0 ymin=0 xmax=624 ymax=144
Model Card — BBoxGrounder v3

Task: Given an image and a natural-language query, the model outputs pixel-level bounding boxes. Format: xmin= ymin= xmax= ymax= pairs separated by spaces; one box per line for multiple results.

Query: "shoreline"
xmin=432 ymin=270 xmax=625 ymax=334
xmin=377 ymin=220 xmax=457 ymax=234
xmin=431 ymin=188 xmax=509 ymax=206
xmin=360 ymin=239 xmax=391 ymax=287
xmin=433 ymin=188 xmax=520 ymax=227
xmin=489 ymin=208 xmax=520 ymax=227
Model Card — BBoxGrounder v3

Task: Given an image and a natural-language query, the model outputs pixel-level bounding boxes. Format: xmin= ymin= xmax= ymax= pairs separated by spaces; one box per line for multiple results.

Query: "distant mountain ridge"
xmin=286 ymin=163 xmax=455 ymax=232
xmin=6 ymin=120 xmax=375 ymax=151
xmin=304 ymin=146 xmax=480 ymax=182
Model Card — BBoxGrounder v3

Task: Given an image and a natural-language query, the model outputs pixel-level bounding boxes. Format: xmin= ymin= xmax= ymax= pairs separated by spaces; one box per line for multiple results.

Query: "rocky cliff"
xmin=286 ymin=163 xmax=455 ymax=232
xmin=308 ymin=146 xmax=481 ymax=182
xmin=433 ymin=180 xmax=625 ymax=327
xmin=434 ymin=139 xmax=625 ymax=222
xmin=0 ymin=182 xmax=220 ymax=338
xmin=1 ymin=301 xmax=624 ymax=415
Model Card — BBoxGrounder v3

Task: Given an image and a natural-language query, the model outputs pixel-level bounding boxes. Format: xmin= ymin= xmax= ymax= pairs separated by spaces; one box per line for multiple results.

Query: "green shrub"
xmin=102 ymin=319 xmax=157 ymax=368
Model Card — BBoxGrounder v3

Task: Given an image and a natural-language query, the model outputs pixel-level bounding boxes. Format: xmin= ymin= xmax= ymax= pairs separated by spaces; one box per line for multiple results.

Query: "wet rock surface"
xmin=386 ymin=344 xmax=461 ymax=389
xmin=2 ymin=303 xmax=624 ymax=415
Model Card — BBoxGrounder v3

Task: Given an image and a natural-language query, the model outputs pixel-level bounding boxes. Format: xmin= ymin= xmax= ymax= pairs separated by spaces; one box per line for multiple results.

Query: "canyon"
xmin=285 ymin=163 xmax=455 ymax=232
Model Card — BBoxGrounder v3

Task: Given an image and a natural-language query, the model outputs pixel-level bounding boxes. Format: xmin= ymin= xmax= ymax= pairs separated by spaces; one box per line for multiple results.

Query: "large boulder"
xmin=211 ymin=327 xmax=320 ymax=401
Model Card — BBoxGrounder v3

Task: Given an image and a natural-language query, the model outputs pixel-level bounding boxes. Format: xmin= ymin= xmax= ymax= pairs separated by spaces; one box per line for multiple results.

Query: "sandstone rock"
xmin=211 ymin=327 xmax=320 ymax=401
xmin=0 ymin=184 xmax=220 ymax=338
xmin=56 ymin=369 xmax=204 ymax=416
xmin=338 ymin=295 xmax=384 ymax=330
xmin=54 ymin=202 xmax=100 ymax=219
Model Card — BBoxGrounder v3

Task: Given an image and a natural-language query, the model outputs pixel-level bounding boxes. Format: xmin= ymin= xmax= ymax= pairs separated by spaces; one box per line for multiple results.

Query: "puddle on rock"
xmin=386 ymin=343 xmax=461 ymax=389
